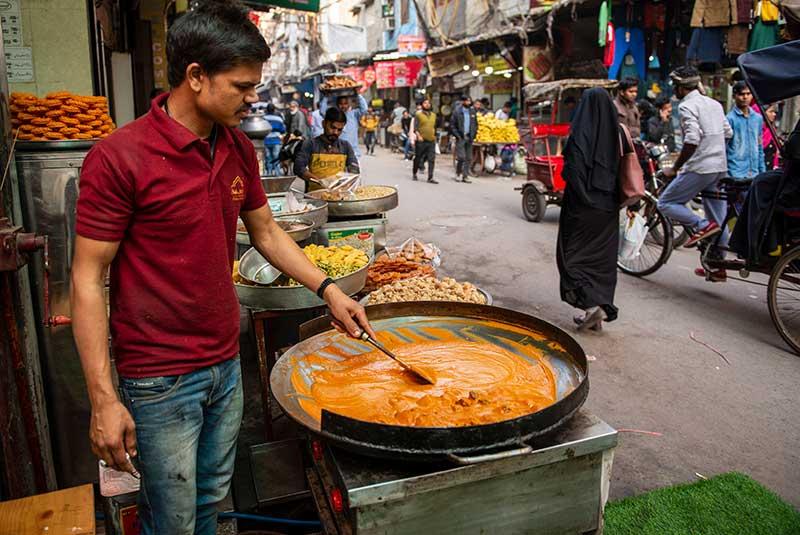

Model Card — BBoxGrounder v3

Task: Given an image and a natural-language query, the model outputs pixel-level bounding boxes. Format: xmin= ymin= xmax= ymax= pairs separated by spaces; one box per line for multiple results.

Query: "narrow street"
xmin=358 ymin=144 xmax=800 ymax=506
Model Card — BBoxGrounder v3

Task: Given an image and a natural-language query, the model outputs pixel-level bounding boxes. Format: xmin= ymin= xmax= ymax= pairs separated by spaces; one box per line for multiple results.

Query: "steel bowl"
xmin=268 ymin=194 xmax=329 ymax=229
xmin=235 ymin=251 xmax=371 ymax=311
xmin=236 ymin=218 xmax=315 ymax=245
xmin=308 ymin=186 xmax=398 ymax=218
xmin=261 ymin=175 xmax=297 ymax=194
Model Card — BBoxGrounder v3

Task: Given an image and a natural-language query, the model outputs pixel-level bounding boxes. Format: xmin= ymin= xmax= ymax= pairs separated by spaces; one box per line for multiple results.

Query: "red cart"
xmin=517 ymin=79 xmax=617 ymax=222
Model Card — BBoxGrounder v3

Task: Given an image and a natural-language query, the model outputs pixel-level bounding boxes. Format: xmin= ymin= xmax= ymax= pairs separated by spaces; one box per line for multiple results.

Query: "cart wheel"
xmin=617 ymin=196 xmax=673 ymax=277
xmin=767 ymin=245 xmax=800 ymax=356
xmin=522 ymin=187 xmax=546 ymax=222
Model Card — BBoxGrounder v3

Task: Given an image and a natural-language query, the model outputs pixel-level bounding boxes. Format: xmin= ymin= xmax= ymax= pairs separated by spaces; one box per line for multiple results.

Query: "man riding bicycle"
xmin=658 ymin=67 xmax=733 ymax=269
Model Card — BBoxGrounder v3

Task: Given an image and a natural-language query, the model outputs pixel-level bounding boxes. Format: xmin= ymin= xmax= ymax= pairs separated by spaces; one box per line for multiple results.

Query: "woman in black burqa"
xmin=557 ymin=88 xmax=623 ymax=331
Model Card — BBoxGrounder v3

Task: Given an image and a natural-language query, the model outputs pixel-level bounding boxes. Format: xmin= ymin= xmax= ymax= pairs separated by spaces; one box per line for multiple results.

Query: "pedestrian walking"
xmin=310 ymin=104 xmax=324 ymax=138
xmin=557 ymin=88 xmax=624 ymax=332
xmin=762 ymin=103 xmax=780 ymax=170
xmin=410 ymin=98 xmax=438 ymax=183
xmin=321 ymin=93 xmax=368 ymax=160
xmin=263 ymin=104 xmax=286 ymax=176
xmin=451 ymin=95 xmax=478 ymax=183
xmin=70 ymin=4 xmax=372 ymax=534
xmin=614 ymin=77 xmax=641 ymax=139
xmin=360 ymin=107 xmax=379 ymax=155
xmin=726 ymin=81 xmax=765 ymax=180
xmin=284 ymin=100 xmax=308 ymax=138
xmin=401 ymin=109 xmax=413 ymax=160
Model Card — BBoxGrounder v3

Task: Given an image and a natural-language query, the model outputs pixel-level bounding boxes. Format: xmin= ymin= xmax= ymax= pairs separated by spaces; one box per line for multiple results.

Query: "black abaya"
xmin=556 ymin=88 xmax=622 ymax=321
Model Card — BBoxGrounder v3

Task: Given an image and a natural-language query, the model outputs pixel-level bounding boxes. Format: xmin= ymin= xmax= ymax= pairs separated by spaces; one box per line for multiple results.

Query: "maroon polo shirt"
xmin=76 ymin=93 xmax=267 ymax=378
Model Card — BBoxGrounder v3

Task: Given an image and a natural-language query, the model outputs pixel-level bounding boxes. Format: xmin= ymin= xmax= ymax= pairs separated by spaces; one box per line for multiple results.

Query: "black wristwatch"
xmin=316 ymin=277 xmax=336 ymax=299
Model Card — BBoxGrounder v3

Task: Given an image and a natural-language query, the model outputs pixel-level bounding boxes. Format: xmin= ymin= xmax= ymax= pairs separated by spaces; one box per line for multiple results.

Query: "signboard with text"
xmin=398 ymin=35 xmax=427 ymax=54
xmin=374 ymin=59 xmax=424 ymax=89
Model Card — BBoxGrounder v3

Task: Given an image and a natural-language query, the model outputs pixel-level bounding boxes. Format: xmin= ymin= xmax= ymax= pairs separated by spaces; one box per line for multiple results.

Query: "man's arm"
xmin=320 ymin=96 xmax=329 ymax=114
xmin=71 ymin=236 xmax=138 ymax=475
xmin=409 ymin=116 xmax=417 ymax=145
xmin=293 ymin=139 xmax=318 ymax=184
xmin=356 ymin=95 xmax=368 ymax=115
xmin=241 ymin=206 xmax=374 ymax=337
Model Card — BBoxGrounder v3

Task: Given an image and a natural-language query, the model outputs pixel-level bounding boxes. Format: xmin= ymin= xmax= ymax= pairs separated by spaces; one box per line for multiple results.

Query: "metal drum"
xmin=271 ymin=303 xmax=588 ymax=461
xmin=15 ymin=140 xmax=97 ymax=487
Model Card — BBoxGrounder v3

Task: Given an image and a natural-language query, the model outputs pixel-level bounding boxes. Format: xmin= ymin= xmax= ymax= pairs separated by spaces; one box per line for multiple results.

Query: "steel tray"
xmin=237 ymin=218 xmax=314 ymax=245
xmin=261 ymin=175 xmax=297 ymax=194
xmin=235 ymin=254 xmax=370 ymax=311
xmin=359 ymin=287 xmax=493 ymax=306
xmin=309 ymin=187 xmax=398 ymax=218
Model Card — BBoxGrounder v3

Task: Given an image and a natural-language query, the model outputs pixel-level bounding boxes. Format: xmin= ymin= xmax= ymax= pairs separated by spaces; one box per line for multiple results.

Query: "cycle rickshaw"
xmin=620 ymin=40 xmax=800 ymax=355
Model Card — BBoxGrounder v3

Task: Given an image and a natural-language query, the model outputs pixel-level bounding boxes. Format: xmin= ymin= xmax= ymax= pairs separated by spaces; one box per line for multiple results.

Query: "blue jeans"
xmin=120 ymin=357 xmax=243 ymax=535
xmin=657 ymin=171 xmax=727 ymax=231
xmin=264 ymin=144 xmax=282 ymax=176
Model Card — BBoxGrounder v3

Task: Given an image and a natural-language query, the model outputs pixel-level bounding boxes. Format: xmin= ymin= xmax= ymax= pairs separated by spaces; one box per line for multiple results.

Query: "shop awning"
xmin=245 ymin=0 xmax=320 ymax=13
xmin=523 ymin=78 xmax=617 ymax=102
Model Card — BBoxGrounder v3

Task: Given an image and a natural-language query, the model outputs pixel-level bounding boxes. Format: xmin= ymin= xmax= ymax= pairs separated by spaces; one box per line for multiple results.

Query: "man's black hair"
xmin=619 ymin=77 xmax=639 ymax=91
xmin=732 ymin=80 xmax=750 ymax=95
xmin=324 ymin=107 xmax=348 ymax=123
xmin=166 ymin=0 xmax=270 ymax=88
xmin=266 ymin=103 xmax=275 ymax=114
xmin=654 ymin=95 xmax=671 ymax=109
xmin=503 ymin=101 xmax=512 ymax=109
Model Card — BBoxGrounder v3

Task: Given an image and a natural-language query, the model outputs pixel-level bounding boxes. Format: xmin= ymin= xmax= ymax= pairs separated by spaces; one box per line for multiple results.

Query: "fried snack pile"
xmin=320 ymin=76 xmax=360 ymax=90
xmin=11 ymin=91 xmax=115 ymax=141
xmin=320 ymin=185 xmax=394 ymax=202
xmin=365 ymin=256 xmax=435 ymax=292
xmin=367 ymin=276 xmax=486 ymax=305
xmin=292 ymin=326 xmax=559 ymax=427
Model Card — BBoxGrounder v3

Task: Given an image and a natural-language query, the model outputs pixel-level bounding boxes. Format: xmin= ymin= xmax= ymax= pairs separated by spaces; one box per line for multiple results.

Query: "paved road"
xmin=358 ymin=146 xmax=800 ymax=506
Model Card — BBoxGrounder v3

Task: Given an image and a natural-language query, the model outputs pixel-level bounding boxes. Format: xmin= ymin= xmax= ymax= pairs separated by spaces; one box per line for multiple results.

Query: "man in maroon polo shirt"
xmin=70 ymin=3 xmax=372 ymax=534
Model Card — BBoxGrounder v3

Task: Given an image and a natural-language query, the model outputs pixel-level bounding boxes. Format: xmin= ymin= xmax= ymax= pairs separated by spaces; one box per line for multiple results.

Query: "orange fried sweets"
xmin=9 ymin=92 xmax=116 ymax=141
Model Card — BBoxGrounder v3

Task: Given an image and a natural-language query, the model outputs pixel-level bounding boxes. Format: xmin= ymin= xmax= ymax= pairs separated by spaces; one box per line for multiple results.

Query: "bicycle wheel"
xmin=767 ymin=245 xmax=800 ymax=356
xmin=617 ymin=196 xmax=673 ymax=277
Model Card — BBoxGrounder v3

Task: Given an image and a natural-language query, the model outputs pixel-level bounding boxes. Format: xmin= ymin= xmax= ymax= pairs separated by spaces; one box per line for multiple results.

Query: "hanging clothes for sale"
xmin=608 ymin=27 xmax=646 ymax=80
xmin=735 ymin=0 xmax=754 ymax=24
xmin=727 ymin=24 xmax=751 ymax=55
xmin=644 ymin=2 xmax=667 ymax=31
xmin=687 ymin=27 xmax=725 ymax=63
xmin=691 ymin=0 xmax=734 ymax=27
xmin=599 ymin=0 xmax=610 ymax=46
xmin=604 ymin=22 xmax=616 ymax=67
xmin=749 ymin=18 xmax=779 ymax=50
xmin=756 ymin=0 xmax=780 ymax=22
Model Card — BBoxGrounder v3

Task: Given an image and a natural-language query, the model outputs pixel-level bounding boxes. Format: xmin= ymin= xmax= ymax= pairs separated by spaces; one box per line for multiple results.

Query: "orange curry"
xmin=290 ymin=324 xmax=559 ymax=427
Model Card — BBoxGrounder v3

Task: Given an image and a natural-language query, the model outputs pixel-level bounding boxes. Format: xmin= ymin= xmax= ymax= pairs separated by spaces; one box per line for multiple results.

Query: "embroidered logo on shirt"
xmin=231 ymin=176 xmax=245 ymax=202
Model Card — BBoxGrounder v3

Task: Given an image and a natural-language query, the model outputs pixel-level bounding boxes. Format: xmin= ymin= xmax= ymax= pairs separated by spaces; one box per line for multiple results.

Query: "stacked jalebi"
xmin=10 ymin=91 xmax=116 ymax=141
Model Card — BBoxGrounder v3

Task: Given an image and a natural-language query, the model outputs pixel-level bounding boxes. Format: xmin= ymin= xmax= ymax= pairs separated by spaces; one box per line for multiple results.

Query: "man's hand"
xmin=662 ymin=167 xmax=677 ymax=179
xmin=91 ymin=398 xmax=139 ymax=476
xmin=324 ymin=284 xmax=376 ymax=338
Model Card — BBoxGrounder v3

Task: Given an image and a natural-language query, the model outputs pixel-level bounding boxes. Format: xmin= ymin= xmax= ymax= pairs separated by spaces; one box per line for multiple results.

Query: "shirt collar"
xmin=148 ymin=92 xmax=234 ymax=156
xmin=150 ymin=93 xmax=232 ymax=155
xmin=732 ymin=106 xmax=751 ymax=118
xmin=682 ymin=89 xmax=701 ymax=103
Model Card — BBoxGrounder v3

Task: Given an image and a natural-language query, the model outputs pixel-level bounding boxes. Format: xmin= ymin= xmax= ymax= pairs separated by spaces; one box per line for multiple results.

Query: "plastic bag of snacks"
xmin=10 ymin=91 xmax=116 ymax=141
xmin=385 ymin=237 xmax=441 ymax=267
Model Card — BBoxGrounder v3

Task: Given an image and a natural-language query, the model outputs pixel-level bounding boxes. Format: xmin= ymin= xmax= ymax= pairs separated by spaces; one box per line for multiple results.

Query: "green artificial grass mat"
xmin=604 ymin=472 xmax=800 ymax=535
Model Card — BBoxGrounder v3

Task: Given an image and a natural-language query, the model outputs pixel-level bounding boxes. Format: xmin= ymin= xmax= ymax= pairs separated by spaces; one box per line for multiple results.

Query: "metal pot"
xmin=240 ymin=112 xmax=273 ymax=139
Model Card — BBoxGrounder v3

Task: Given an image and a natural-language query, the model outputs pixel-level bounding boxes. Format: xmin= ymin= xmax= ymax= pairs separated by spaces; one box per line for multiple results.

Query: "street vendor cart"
xmin=517 ymin=79 xmax=617 ymax=222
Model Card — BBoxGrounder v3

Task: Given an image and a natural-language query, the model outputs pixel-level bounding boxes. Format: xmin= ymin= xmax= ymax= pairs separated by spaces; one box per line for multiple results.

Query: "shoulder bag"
xmin=618 ymin=123 xmax=645 ymax=207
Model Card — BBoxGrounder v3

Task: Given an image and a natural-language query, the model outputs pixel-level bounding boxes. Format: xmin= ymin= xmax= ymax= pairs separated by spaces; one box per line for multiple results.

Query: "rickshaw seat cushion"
xmin=532 ymin=123 xmax=570 ymax=137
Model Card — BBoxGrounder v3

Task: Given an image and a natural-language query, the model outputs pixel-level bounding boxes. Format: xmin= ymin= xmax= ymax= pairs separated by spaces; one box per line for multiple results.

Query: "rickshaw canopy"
xmin=523 ymin=78 xmax=618 ymax=103
xmin=738 ymin=40 xmax=800 ymax=105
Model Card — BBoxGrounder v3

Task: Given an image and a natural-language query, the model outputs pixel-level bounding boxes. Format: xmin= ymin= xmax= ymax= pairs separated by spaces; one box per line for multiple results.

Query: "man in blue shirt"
xmin=321 ymin=93 xmax=368 ymax=160
xmin=726 ymin=81 xmax=765 ymax=180
xmin=310 ymin=104 xmax=324 ymax=138
xmin=263 ymin=103 xmax=286 ymax=176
